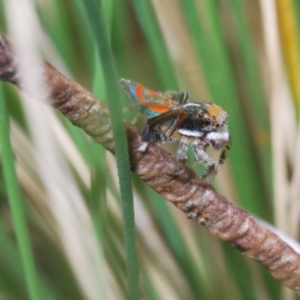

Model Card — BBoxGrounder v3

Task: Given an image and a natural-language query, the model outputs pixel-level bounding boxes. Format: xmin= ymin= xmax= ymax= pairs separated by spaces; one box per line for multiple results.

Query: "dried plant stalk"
xmin=0 ymin=34 xmax=300 ymax=293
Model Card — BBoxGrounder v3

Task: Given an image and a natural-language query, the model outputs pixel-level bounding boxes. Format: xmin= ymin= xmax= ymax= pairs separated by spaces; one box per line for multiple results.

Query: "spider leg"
xmin=192 ymin=141 xmax=216 ymax=181
xmin=162 ymin=91 xmax=190 ymax=105
xmin=157 ymin=110 xmax=189 ymax=139
xmin=164 ymin=116 xmax=181 ymax=137
xmin=166 ymin=138 xmax=188 ymax=175
xmin=178 ymin=91 xmax=190 ymax=105
xmin=177 ymin=138 xmax=189 ymax=165
xmin=193 ymin=136 xmax=231 ymax=181
xmin=131 ymin=113 xmax=140 ymax=125
xmin=142 ymin=109 xmax=189 ymax=142
xmin=123 ymin=104 xmax=140 ymax=124
xmin=215 ymin=136 xmax=232 ymax=171
xmin=147 ymin=108 xmax=188 ymax=127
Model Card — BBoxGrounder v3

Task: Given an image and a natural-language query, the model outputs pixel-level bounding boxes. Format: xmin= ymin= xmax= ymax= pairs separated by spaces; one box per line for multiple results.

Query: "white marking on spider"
xmin=138 ymin=141 xmax=149 ymax=152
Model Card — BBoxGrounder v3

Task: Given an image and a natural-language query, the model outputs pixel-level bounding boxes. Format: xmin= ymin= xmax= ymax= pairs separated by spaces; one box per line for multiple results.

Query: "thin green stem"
xmin=0 ymin=83 xmax=40 ymax=300
xmin=82 ymin=1 xmax=140 ymax=299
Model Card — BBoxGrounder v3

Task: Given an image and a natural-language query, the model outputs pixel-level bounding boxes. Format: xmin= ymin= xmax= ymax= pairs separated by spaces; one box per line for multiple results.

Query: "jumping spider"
xmin=120 ymin=78 xmax=231 ymax=181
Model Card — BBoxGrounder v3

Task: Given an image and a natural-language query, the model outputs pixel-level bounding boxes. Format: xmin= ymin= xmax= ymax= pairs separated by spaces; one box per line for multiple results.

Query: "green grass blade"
xmin=146 ymin=189 xmax=208 ymax=298
xmin=228 ymin=0 xmax=272 ymax=214
xmin=131 ymin=0 xmax=179 ymax=89
xmin=0 ymin=224 xmax=61 ymax=300
xmin=81 ymin=1 xmax=140 ymax=299
xmin=0 ymin=83 xmax=40 ymax=300
xmin=222 ymin=243 xmax=258 ymax=300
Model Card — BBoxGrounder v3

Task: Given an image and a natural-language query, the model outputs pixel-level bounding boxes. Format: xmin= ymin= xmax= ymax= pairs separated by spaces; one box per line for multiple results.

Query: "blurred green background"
xmin=0 ymin=0 xmax=300 ymax=299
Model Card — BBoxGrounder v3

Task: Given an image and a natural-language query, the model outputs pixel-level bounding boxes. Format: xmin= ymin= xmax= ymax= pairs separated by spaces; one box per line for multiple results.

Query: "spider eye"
xmin=198 ymin=112 xmax=211 ymax=125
